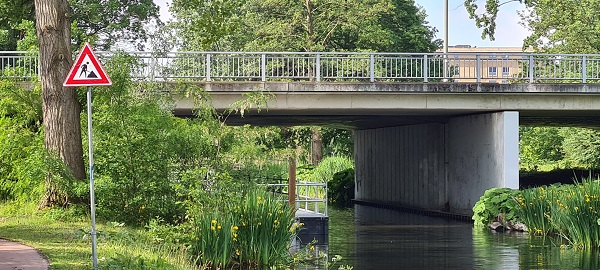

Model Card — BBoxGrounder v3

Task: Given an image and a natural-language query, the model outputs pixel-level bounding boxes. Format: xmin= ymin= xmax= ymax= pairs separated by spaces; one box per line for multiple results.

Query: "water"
xmin=322 ymin=205 xmax=600 ymax=270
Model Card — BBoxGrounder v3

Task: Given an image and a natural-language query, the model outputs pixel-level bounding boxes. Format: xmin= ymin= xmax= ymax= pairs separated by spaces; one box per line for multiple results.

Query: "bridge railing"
xmin=0 ymin=51 xmax=38 ymax=79
xmin=5 ymin=51 xmax=600 ymax=83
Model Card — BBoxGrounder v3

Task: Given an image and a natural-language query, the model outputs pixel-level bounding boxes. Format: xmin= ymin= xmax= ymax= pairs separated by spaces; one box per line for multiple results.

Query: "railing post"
xmin=150 ymin=54 xmax=156 ymax=81
xmin=423 ymin=54 xmax=428 ymax=83
xmin=582 ymin=55 xmax=587 ymax=83
xmin=476 ymin=55 xmax=481 ymax=83
xmin=316 ymin=53 xmax=321 ymax=82
xmin=529 ymin=55 xmax=534 ymax=83
xmin=261 ymin=53 xmax=266 ymax=81
xmin=206 ymin=53 xmax=211 ymax=82
xmin=370 ymin=54 xmax=375 ymax=82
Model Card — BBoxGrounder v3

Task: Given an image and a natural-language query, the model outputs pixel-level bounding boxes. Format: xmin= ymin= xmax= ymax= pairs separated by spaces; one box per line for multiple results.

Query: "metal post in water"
xmin=87 ymin=86 xmax=98 ymax=269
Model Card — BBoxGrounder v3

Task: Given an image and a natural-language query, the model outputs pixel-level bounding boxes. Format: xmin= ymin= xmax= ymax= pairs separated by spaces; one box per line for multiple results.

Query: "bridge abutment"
xmin=354 ymin=111 xmax=519 ymax=216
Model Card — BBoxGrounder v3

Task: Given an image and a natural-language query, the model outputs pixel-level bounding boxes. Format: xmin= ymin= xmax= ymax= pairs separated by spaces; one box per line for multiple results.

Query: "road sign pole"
xmin=87 ymin=86 xmax=98 ymax=269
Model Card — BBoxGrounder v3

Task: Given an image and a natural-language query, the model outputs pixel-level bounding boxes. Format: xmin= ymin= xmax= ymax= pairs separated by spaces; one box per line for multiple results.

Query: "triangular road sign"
xmin=63 ymin=43 xmax=112 ymax=87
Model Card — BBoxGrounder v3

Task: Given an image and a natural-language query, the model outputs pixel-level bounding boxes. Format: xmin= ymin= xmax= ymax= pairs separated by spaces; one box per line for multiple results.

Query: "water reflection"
xmin=322 ymin=205 xmax=600 ymax=270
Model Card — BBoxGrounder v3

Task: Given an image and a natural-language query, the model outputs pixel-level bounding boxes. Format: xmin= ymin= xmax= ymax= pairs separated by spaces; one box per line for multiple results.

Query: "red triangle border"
xmin=63 ymin=42 xmax=112 ymax=87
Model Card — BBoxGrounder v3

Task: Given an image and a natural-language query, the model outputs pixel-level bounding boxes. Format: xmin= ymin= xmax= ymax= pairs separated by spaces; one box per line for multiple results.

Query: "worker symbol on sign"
xmin=75 ymin=56 xmax=100 ymax=79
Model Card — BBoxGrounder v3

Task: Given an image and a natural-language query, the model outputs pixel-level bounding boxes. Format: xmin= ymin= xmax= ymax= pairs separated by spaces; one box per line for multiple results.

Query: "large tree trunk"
xmin=35 ymin=0 xmax=86 ymax=207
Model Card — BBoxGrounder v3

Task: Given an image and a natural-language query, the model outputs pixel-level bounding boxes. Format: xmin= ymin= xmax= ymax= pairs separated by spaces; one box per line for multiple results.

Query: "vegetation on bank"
xmin=473 ymin=178 xmax=600 ymax=249
xmin=0 ymin=52 xmax=355 ymax=269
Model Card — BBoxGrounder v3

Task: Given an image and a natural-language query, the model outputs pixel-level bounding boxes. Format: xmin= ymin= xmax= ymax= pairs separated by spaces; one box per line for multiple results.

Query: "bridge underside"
xmin=172 ymin=82 xmax=600 ymax=215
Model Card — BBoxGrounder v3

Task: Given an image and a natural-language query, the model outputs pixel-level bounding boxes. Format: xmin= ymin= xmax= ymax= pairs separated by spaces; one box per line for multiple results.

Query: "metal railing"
xmin=267 ymin=182 xmax=328 ymax=216
xmin=5 ymin=51 xmax=600 ymax=83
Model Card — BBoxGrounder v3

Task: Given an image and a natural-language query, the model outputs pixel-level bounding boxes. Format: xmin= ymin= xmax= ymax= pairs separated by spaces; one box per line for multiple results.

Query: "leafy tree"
xmin=465 ymin=0 xmax=600 ymax=53
xmin=463 ymin=0 xmax=530 ymax=41
xmin=173 ymin=0 xmax=440 ymax=52
xmin=0 ymin=0 xmax=160 ymax=50
xmin=561 ymin=127 xmax=600 ymax=169
xmin=519 ymin=127 xmax=564 ymax=170
xmin=35 ymin=0 xmax=85 ymax=208
xmin=520 ymin=0 xmax=600 ymax=53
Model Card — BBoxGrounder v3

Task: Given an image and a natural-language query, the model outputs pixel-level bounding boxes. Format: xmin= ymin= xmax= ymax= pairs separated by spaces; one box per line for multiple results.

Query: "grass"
xmin=515 ymin=178 xmax=600 ymax=249
xmin=0 ymin=201 xmax=201 ymax=270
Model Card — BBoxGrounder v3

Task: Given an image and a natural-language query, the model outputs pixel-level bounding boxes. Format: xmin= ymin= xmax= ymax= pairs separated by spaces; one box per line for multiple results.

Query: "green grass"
xmin=0 ymin=201 xmax=201 ymax=270
xmin=515 ymin=178 xmax=600 ymax=249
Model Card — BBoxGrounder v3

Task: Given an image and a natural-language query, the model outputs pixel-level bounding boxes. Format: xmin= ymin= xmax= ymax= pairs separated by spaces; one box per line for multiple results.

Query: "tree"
xmin=519 ymin=126 xmax=564 ymax=170
xmin=173 ymin=0 xmax=440 ymax=52
xmin=1 ymin=0 xmax=160 ymax=51
xmin=463 ymin=0 xmax=530 ymax=41
xmin=34 ymin=0 xmax=85 ymax=207
xmin=465 ymin=0 xmax=600 ymax=53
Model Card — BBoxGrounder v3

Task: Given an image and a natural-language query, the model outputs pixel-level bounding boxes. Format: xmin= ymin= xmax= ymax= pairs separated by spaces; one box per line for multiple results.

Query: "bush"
xmin=472 ymin=187 xmax=520 ymax=227
xmin=328 ymin=168 xmax=354 ymax=206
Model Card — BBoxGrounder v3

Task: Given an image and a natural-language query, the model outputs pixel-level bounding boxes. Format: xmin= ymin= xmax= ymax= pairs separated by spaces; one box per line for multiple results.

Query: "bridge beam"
xmin=354 ymin=111 xmax=519 ymax=216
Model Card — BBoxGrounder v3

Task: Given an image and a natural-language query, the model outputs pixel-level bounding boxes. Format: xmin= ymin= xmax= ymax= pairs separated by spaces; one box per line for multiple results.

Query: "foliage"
xmin=322 ymin=128 xmax=353 ymax=157
xmin=173 ymin=0 xmax=440 ymax=52
xmin=561 ymin=128 xmax=600 ymax=169
xmin=471 ymin=187 xmax=521 ymax=227
xmin=515 ymin=180 xmax=600 ymax=249
xmin=478 ymin=179 xmax=600 ymax=249
xmin=310 ymin=156 xmax=354 ymax=183
xmin=0 ymin=80 xmax=44 ymax=202
xmin=463 ymin=0 xmax=530 ymax=41
xmin=329 ymin=168 xmax=355 ymax=206
xmin=188 ymin=189 xmax=298 ymax=269
xmin=519 ymin=126 xmax=564 ymax=170
xmin=520 ymin=0 xmax=600 ymax=53
xmin=514 ymin=186 xmax=554 ymax=235
xmin=0 ymin=0 xmax=160 ymax=50
xmin=90 ymin=54 xmax=188 ymax=225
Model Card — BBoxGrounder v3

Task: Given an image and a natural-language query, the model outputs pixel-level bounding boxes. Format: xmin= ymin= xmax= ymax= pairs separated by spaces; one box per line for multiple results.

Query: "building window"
xmin=488 ymin=67 xmax=497 ymax=76
xmin=502 ymin=67 xmax=510 ymax=76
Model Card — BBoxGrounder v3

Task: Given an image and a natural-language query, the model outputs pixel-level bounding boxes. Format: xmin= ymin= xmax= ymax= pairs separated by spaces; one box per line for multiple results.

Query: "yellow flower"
xmin=211 ymin=226 xmax=216 ymax=231
xmin=586 ymin=197 xmax=591 ymax=203
xmin=574 ymin=207 xmax=579 ymax=211
xmin=217 ymin=225 xmax=222 ymax=230
xmin=195 ymin=237 xmax=199 ymax=241
xmin=310 ymin=246 xmax=315 ymax=251
xmin=211 ymin=220 xmax=217 ymax=224
xmin=236 ymin=249 xmax=240 ymax=256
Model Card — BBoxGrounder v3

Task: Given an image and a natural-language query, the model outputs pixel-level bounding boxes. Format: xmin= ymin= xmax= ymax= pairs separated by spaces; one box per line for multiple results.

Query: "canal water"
xmin=318 ymin=205 xmax=600 ymax=270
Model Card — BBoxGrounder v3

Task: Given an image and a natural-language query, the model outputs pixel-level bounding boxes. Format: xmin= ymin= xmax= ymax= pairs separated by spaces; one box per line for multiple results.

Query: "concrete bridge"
xmin=3 ymin=51 xmax=600 ymax=215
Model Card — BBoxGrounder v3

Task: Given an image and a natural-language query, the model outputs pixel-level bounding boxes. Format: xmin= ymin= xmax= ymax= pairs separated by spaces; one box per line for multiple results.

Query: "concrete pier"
xmin=354 ymin=111 xmax=519 ymax=215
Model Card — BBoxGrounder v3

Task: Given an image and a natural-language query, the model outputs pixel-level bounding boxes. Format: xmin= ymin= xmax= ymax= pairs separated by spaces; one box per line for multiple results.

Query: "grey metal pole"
xmin=87 ymin=86 xmax=98 ymax=269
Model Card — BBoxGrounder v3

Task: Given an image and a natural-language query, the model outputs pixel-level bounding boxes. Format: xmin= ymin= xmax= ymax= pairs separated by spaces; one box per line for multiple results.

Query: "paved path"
xmin=0 ymin=239 xmax=50 ymax=270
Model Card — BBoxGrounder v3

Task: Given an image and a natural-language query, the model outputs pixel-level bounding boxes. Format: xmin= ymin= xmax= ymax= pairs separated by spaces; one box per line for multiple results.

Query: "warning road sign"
xmin=63 ymin=43 xmax=112 ymax=87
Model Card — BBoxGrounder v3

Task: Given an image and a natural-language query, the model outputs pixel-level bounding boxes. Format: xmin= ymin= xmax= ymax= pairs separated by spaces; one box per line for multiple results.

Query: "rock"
xmin=489 ymin=221 xmax=506 ymax=231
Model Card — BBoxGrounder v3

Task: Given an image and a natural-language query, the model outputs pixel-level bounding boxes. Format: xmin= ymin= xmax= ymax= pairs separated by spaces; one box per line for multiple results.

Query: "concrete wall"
xmin=354 ymin=111 xmax=519 ymax=215
xmin=354 ymin=123 xmax=447 ymax=210
xmin=447 ymin=111 xmax=519 ymax=214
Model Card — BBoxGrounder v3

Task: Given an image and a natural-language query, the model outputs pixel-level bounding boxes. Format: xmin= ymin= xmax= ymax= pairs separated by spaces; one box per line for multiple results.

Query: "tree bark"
xmin=311 ymin=127 xmax=322 ymax=166
xmin=35 ymin=0 xmax=86 ymax=207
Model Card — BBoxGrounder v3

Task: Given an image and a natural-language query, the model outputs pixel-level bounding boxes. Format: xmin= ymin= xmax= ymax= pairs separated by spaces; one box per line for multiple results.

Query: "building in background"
xmin=438 ymin=45 xmax=525 ymax=83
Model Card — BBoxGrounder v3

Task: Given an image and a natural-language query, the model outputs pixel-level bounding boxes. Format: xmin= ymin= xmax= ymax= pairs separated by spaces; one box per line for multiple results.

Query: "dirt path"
xmin=0 ymin=239 xmax=50 ymax=270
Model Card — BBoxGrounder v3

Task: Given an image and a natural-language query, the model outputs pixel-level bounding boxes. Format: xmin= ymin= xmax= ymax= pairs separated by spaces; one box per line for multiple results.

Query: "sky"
xmin=153 ymin=0 xmax=530 ymax=49
xmin=414 ymin=0 xmax=530 ymax=48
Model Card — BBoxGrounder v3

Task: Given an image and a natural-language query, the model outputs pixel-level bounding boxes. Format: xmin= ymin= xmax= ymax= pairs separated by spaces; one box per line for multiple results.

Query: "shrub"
xmin=328 ymin=168 xmax=354 ymax=206
xmin=472 ymin=187 xmax=521 ymax=227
